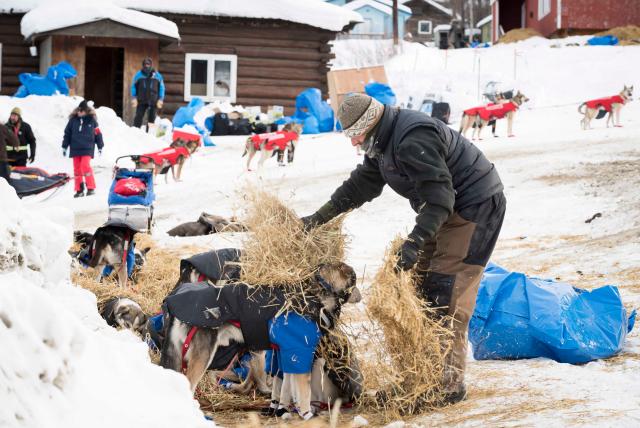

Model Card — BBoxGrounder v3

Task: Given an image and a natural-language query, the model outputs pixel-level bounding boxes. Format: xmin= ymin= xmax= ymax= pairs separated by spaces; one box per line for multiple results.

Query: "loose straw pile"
xmin=238 ymin=188 xmax=346 ymax=286
xmin=364 ymin=237 xmax=454 ymax=419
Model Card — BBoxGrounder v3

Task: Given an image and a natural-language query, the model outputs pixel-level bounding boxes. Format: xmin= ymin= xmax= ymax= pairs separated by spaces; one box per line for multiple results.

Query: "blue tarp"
xmin=469 ymin=263 xmax=636 ymax=364
xmin=587 ymin=35 xmax=619 ymax=46
xmin=365 ymin=82 xmax=396 ymax=106
xmin=108 ymin=169 xmax=155 ymax=207
xmin=14 ymin=61 xmax=77 ymax=97
xmin=172 ymin=98 xmax=214 ymax=146
xmin=277 ymin=88 xmax=334 ymax=134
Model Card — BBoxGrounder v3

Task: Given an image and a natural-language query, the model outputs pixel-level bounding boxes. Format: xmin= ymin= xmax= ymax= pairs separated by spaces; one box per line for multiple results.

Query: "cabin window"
xmin=184 ymin=53 xmax=237 ymax=102
xmin=418 ymin=20 xmax=432 ymax=35
xmin=538 ymin=0 xmax=551 ymax=19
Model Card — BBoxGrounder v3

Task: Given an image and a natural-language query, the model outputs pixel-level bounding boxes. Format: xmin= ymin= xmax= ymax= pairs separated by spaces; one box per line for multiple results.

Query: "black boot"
xmin=86 ymin=189 xmax=95 ymax=196
xmin=74 ymin=182 xmax=85 ymax=198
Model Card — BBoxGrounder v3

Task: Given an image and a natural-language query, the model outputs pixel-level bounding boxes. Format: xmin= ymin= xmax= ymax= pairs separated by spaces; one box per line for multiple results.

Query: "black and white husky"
xmin=160 ymin=262 xmax=361 ymax=420
xmin=100 ymin=297 xmax=147 ymax=334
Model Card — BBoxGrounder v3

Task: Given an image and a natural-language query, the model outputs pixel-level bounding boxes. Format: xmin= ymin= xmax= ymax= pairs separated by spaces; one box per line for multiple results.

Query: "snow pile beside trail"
xmin=0 ymin=95 xmax=164 ymax=172
xmin=0 ymin=181 xmax=212 ymax=428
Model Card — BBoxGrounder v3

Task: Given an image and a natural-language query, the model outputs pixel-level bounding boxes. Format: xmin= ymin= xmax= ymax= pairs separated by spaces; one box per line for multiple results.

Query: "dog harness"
xmin=250 ymin=131 xmax=299 ymax=151
xmin=464 ymin=102 xmax=518 ymax=121
xmin=142 ymin=146 xmax=190 ymax=166
xmin=584 ymin=95 xmax=625 ymax=112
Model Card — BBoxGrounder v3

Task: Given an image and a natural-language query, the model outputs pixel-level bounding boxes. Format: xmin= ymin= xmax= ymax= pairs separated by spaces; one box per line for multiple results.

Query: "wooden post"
xmin=392 ymin=0 xmax=399 ymax=46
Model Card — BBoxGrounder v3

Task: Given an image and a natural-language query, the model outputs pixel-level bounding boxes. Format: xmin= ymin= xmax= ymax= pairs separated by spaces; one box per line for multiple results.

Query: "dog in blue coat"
xmin=160 ymin=262 xmax=361 ymax=420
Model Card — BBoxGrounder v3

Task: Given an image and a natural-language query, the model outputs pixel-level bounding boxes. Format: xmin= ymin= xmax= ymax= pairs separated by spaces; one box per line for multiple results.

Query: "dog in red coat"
xmin=243 ymin=123 xmax=303 ymax=171
xmin=578 ymin=85 xmax=633 ymax=130
xmin=460 ymin=91 xmax=529 ymax=140
xmin=134 ymin=139 xmax=200 ymax=183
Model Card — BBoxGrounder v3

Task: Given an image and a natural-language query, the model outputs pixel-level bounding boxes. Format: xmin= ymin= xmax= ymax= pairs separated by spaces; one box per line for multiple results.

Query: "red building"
xmin=491 ymin=0 xmax=640 ymax=42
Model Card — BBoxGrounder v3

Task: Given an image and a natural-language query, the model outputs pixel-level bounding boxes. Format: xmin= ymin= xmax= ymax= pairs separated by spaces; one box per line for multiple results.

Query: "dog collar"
xmin=315 ymin=272 xmax=334 ymax=293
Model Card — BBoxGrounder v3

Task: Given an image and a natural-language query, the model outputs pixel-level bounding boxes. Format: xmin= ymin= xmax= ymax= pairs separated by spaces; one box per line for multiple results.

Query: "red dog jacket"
xmin=584 ymin=95 xmax=625 ymax=112
xmin=142 ymin=146 xmax=190 ymax=166
xmin=114 ymin=178 xmax=147 ymax=196
xmin=464 ymin=102 xmax=518 ymax=121
xmin=250 ymin=131 xmax=299 ymax=151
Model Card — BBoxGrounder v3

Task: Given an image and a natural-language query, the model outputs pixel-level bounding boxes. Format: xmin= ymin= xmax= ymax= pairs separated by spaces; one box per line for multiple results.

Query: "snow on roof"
xmin=3 ymin=0 xmax=363 ymax=33
xmin=401 ymin=0 xmax=453 ymax=16
xmin=476 ymin=14 xmax=492 ymax=27
xmin=21 ymin=2 xmax=180 ymax=40
xmin=344 ymin=0 xmax=412 ymax=16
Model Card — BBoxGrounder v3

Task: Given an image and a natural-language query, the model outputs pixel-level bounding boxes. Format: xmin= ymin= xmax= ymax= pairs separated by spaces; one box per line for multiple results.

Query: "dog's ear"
xmin=347 ymin=287 xmax=362 ymax=304
xmin=142 ymin=246 xmax=152 ymax=256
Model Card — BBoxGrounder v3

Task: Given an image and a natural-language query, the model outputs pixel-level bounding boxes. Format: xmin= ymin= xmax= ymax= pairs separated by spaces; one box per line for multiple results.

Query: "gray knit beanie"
xmin=338 ymin=94 xmax=384 ymax=138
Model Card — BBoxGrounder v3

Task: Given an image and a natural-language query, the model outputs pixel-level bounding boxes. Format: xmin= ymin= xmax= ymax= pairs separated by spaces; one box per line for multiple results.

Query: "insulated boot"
xmin=86 ymin=189 xmax=95 ymax=196
xmin=74 ymin=190 xmax=85 ymax=198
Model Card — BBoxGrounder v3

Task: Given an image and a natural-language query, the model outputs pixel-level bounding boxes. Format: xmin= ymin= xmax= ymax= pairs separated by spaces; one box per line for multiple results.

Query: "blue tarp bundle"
xmin=172 ymin=98 xmax=214 ymax=146
xmin=587 ymin=35 xmax=619 ymax=46
xmin=469 ymin=263 xmax=636 ymax=364
xmin=277 ymin=88 xmax=334 ymax=134
xmin=14 ymin=61 xmax=77 ymax=97
xmin=365 ymin=82 xmax=396 ymax=106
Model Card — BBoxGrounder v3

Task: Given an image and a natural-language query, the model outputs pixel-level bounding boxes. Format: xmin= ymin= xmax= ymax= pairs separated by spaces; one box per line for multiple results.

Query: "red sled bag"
xmin=114 ymin=178 xmax=147 ymax=196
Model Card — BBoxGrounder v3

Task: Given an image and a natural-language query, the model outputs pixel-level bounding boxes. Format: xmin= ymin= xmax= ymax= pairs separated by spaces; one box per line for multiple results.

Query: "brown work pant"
xmin=416 ymin=192 xmax=506 ymax=392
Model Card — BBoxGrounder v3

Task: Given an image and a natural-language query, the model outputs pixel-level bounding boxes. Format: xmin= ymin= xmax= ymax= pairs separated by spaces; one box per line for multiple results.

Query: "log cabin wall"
xmin=0 ymin=14 xmax=38 ymax=96
xmin=158 ymin=14 xmax=336 ymax=117
xmin=51 ymin=35 xmax=158 ymax=123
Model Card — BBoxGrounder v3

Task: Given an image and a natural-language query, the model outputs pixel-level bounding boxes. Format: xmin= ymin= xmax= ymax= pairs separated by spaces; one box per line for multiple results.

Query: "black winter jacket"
xmin=5 ymin=120 xmax=35 ymax=163
xmin=331 ymin=107 xmax=503 ymax=242
xmin=62 ymin=114 xmax=104 ymax=158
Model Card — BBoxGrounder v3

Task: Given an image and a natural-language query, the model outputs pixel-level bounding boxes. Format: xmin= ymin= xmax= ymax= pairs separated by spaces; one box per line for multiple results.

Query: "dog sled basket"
xmin=107 ymin=156 xmax=156 ymax=232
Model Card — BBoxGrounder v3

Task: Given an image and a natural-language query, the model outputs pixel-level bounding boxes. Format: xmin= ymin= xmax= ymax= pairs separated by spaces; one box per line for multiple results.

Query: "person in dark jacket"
xmin=301 ymin=94 xmax=506 ymax=404
xmin=131 ymin=57 xmax=165 ymax=129
xmin=5 ymin=107 xmax=36 ymax=166
xmin=0 ymin=123 xmax=19 ymax=182
xmin=62 ymin=100 xmax=104 ymax=198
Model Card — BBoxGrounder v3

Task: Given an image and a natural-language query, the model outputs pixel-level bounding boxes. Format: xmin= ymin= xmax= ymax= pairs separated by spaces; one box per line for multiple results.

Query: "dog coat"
xmin=464 ymin=102 xmax=518 ymax=121
xmin=250 ymin=131 xmax=298 ymax=151
xmin=268 ymin=313 xmax=321 ymax=374
xmin=142 ymin=146 xmax=190 ymax=166
xmin=584 ymin=95 xmax=625 ymax=112
xmin=181 ymin=248 xmax=242 ymax=282
xmin=164 ymin=282 xmax=286 ymax=351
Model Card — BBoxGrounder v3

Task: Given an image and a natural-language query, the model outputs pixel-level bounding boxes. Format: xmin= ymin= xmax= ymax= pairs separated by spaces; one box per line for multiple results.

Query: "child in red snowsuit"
xmin=62 ymin=100 xmax=104 ymax=197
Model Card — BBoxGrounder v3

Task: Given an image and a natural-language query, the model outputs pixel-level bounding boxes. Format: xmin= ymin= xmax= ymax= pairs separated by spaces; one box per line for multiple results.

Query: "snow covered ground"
xmin=2 ymin=37 xmax=640 ymax=426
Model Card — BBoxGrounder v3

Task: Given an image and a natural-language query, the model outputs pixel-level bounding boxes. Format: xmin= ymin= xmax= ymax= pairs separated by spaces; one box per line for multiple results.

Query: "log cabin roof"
xmin=3 ymin=0 xmax=363 ymax=32
xmin=21 ymin=3 xmax=180 ymax=40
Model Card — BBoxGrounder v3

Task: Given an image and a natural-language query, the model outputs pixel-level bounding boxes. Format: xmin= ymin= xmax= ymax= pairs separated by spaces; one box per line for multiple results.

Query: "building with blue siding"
xmin=327 ymin=0 xmax=412 ymax=38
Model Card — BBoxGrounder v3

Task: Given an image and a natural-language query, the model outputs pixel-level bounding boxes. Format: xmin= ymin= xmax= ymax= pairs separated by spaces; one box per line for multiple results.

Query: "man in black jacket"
xmin=302 ymin=94 xmax=506 ymax=404
xmin=131 ymin=57 xmax=165 ymax=129
xmin=5 ymin=107 xmax=36 ymax=166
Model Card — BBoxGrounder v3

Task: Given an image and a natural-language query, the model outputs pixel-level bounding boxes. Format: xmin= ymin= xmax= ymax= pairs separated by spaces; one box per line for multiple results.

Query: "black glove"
xmin=28 ymin=154 xmax=35 ymax=164
xmin=395 ymin=238 xmax=421 ymax=271
xmin=300 ymin=201 xmax=339 ymax=232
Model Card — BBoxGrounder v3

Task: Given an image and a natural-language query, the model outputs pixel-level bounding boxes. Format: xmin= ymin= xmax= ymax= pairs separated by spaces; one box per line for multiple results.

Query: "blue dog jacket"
xmin=268 ymin=313 xmax=321 ymax=374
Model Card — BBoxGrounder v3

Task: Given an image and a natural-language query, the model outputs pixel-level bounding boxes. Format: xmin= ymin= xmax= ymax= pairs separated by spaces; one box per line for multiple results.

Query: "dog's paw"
xmin=278 ymin=410 xmax=293 ymax=420
xmin=615 ymin=125 xmax=623 ymax=128
xmin=300 ymin=411 xmax=315 ymax=421
xmin=508 ymin=134 xmax=515 ymax=138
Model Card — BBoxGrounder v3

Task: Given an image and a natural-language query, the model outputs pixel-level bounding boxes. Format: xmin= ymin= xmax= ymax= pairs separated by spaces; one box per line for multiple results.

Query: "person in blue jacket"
xmin=62 ymin=100 xmax=104 ymax=198
xmin=131 ymin=57 xmax=165 ymax=129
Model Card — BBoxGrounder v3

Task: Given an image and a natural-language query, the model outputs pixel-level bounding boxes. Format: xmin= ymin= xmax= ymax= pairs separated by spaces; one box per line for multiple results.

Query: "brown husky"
xmin=460 ymin=91 xmax=530 ymax=140
xmin=578 ymin=85 xmax=633 ymax=130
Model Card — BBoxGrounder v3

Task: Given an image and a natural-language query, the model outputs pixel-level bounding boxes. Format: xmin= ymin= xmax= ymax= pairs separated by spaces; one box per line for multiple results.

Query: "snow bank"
xmin=21 ymin=2 xmax=180 ymax=40
xmin=0 ymin=181 xmax=212 ymax=428
xmin=4 ymin=0 xmax=362 ymax=32
xmin=332 ymin=38 xmax=640 ymax=118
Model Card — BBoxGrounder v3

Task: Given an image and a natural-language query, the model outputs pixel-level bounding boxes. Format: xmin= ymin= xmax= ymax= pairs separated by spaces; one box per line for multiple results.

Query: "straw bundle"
xmin=238 ymin=188 xmax=346 ymax=287
xmin=498 ymin=28 xmax=543 ymax=44
xmin=364 ymin=237 xmax=453 ymax=419
xmin=595 ymin=25 xmax=640 ymax=44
